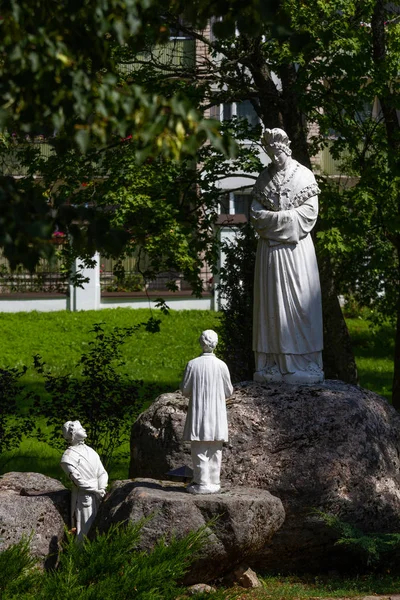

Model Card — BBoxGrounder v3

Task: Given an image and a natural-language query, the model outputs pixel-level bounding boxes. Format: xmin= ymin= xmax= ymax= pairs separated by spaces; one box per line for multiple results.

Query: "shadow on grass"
xmin=0 ymin=442 xmax=68 ymax=483
xmin=1 ymin=380 xmax=178 ymax=482
xmin=347 ymin=319 xmax=395 ymax=359
xmin=260 ymin=572 xmax=400 ymax=598
xmin=346 ymin=318 xmax=394 ymax=401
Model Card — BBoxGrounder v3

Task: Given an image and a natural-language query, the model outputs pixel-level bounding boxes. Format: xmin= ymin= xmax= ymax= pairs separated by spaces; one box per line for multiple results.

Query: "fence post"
xmin=69 ymin=253 xmax=101 ymax=311
xmin=213 ymin=225 xmax=239 ymax=310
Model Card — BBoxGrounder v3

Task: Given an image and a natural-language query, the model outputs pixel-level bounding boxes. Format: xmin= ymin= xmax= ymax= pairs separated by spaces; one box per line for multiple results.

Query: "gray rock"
xmin=130 ymin=381 xmax=400 ymax=571
xmin=186 ymin=584 xmax=216 ymax=595
xmin=232 ymin=565 xmax=261 ymax=589
xmin=0 ymin=472 xmax=69 ymax=568
xmin=0 ymin=471 xmax=65 ymax=494
xmin=94 ymin=478 xmax=285 ymax=584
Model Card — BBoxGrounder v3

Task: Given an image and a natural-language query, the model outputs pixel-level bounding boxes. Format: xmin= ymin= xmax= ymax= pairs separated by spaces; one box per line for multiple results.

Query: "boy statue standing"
xmin=61 ymin=420 xmax=108 ymax=541
xmin=181 ymin=330 xmax=233 ymax=494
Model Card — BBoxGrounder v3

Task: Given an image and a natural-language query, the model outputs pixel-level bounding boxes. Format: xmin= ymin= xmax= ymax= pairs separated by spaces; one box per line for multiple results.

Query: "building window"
xmin=219 ymin=192 xmax=251 ymax=219
xmin=221 ymin=101 xmax=259 ymax=128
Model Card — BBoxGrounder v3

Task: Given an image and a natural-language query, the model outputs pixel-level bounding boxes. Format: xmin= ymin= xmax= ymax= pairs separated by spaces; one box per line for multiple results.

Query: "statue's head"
xmin=262 ymin=128 xmax=292 ymax=159
xmin=199 ymin=329 xmax=218 ymax=353
xmin=62 ymin=420 xmax=87 ymax=444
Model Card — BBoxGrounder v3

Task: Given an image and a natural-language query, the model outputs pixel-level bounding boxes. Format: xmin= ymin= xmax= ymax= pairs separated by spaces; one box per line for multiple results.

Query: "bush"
xmin=316 ymin=511 xmax=400 ymax=570
xmin=1 ymin=521 xmax=213 ymax=600
xmin=0 ymin=365 xmax=35 ymax=458
xmin=0 ymin=537 xmax=38 ymax=598
xmin=216 ymin=223 xmax=257 ymax=382
xmin=32 ymin=320 xmax=160 ymax=469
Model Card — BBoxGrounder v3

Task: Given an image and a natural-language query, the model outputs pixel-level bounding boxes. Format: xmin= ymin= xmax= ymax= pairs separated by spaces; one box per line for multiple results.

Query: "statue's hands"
xmin=251 ymin=207 xmax=261 ymax=219
xmin=251 ymin=207 xmax=270 ymax=229
xmin=96 ymin=489 xmax=106 ymax=499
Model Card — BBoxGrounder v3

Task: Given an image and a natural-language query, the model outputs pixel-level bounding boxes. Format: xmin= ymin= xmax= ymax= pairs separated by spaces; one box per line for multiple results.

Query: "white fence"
xmin=0 ymin=253 xmax=215 ymax=312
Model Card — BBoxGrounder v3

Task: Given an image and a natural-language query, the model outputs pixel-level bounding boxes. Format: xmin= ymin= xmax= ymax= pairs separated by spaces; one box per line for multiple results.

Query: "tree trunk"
xmin=371 ymin=0 xmax=400 ymax=407
xmin=279 ymin=67 xmax=358 ymax=383
xmin=232 ymin=35 xmax=358 ymax=384
xmin=245 ymin=37 xmax=283 ymax=129
xmin=318 ymin=254 xmax=358 ymax=383
xmin=280 ymin=64 xmax=312 ymax=168
xmin=392 ymin=240 xmax=400 ymax=409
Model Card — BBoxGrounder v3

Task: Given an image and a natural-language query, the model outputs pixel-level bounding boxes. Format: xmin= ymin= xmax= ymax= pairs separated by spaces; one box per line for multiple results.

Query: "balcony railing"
xmin=119 ymin=39 xmax=196 ymax=74
xmin=316 ymin=142 xmax=356 ymax=176
xmin=100 ymin=256 xmax=212 ymax=295
xmin=0 ymin=140 xmax=54 ymax=177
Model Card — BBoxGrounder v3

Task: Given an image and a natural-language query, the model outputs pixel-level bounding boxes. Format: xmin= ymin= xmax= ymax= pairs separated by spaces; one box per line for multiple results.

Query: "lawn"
xmin=346 ymin=317 xmax=394 ymax=401
xmin=0 ymin=308 xmax=220 ymax=480
xmin=0 ymin=309 xmax=398 ymax=599
xmin=233 ymin=572 xmax=400 ymax=599
xmin=0 ymin=308 xmax=220 ymax=394
xmin=0 ymin=309 xmax=395 ymax=480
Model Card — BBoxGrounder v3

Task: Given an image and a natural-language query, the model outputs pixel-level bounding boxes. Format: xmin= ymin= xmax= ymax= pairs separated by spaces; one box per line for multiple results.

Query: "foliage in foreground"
xmin=0 ymin=521 xmax=212 ymax=600
xmin=0 ymin=537 xmax=38 ymax=597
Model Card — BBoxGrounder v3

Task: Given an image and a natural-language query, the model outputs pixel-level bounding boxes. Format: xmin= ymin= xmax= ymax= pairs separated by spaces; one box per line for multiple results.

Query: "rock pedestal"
xmin=0 ymin=472 xmax=69 ymax=568
xmin=130 ymin=381 xmax=400 ymax=571
xmin=94 ymin=478 xmax=285 ymax=584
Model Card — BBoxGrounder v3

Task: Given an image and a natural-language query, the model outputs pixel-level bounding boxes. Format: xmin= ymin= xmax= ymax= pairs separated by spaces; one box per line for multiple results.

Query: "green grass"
xmin=0 ymin=310 xmax=398 ymax=598
xmin=0 ymin=309 xmax=396 ymax=480
xmin=0 ymin=308 xmax=219 ymax=480
xmin=346 ymin=318 xmax=394 ymax=401
xmin=245 ymin=573 xmax=400 ymax=598
xmin=0 ymin=308 xmax=220 ymax=394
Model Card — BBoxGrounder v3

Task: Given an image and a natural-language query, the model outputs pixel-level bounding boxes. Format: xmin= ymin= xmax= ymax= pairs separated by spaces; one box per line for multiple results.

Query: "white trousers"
xmin=191 ymin=441 xmax=223 ymax=486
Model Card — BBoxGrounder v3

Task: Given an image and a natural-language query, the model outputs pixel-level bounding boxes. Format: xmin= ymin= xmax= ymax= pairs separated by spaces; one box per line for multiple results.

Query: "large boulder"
xmin=129 ymin=381 xmax=400 ymax=571
xmin=0 ymin=472 xmax=69 ymax=568
xmin=94 ymin=478 xmax=285 ymax=584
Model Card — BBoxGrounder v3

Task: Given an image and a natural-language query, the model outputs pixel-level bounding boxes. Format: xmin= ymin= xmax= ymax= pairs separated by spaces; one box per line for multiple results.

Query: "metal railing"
xmin=119 ymin=39 xmax=196 ymax=75
xmin=0 ymin=140 xmax=54 ymax=177
xmin=0 ymin=249 xmax=68 ymax=294
xmin=100 ymin=256 xmax=212 ymax=294
xmin=317 ymin=142 xmax=354 ymax=176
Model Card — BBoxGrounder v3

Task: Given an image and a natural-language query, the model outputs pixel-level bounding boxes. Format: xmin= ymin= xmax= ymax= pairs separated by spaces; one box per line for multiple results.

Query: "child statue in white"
xmin=251 ymin=128 xmax=324 ymax=384
xmin=181 ymin=330 xmax=233 ymax=494
xmin=61 ymin=420 xmax=108 ymax=541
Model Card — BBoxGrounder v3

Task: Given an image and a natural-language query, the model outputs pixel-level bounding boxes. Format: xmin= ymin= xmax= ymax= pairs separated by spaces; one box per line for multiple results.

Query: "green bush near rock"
xmin=316 ymin=511 xmax=400 ymax=569
xmin=0 ymin=521 xmax=215 ymax=600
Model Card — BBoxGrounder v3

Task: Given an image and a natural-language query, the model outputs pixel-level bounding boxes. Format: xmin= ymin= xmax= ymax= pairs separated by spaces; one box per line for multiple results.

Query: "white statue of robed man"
xmin=60 ymin=420 xmax=108 ymax=541
xmin=251 ymin=128 xmax=324 ymax=385
xmin=181 ymin=330 xmax=233 ymax=494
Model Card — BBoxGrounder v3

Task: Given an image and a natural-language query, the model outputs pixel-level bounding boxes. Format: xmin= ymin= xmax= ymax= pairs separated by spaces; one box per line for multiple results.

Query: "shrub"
xmin=1 ymin=521 xmax=213 ymax=600
xmin=216 ymin=223 xmax=257 ymax=382
xmin=0 ymin=366 xmax=35 ymax=458
xmin=0 ymin=536 xmax=39 ymax=598
xmin=316 ymin=511 xmax=400 ymax=570
xmin=33 ymin=319 xmax=160 ymax=469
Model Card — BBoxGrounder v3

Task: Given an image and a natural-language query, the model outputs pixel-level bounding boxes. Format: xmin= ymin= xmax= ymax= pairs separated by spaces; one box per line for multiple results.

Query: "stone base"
xmin=130 ymin=381 xmax=400 ymax=572
xmin=0 ymin=472 xmax=69 ymax=568
xmin=254 ymin=366 xmax=324 ymax=385
xmin=94 ymin=478 xmax=285 ymax=584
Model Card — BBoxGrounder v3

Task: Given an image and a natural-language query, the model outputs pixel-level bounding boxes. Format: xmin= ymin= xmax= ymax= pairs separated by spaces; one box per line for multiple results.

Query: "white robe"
xmin=251 ymin=160 xmax=323 ymax=360
xmin=181 ymin=353 xmax=233 ymax=442
xmin=61 ymin=443 xmax=108 ymax=541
